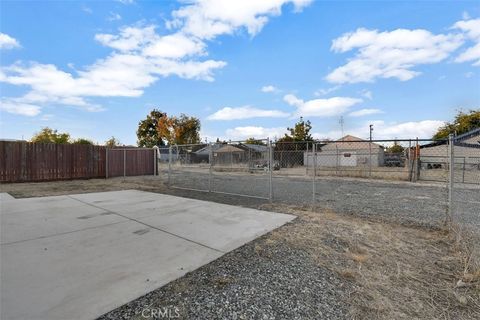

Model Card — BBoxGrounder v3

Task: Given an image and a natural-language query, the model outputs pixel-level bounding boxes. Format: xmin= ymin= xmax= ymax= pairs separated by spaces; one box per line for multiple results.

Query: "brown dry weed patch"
xmin=260 ymin=204 xmax=480 ymax=320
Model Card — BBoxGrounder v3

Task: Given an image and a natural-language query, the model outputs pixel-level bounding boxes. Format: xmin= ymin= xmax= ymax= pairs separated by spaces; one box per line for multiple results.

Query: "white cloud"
xmin=359 ymin=89 xmax=372 ymax=100
xmin=0 ymin=99 xmax=41 ymax=116
xmin=95 ymin=26 xmax=157 ymax=52
xmin=81 ymin=6 xmax=93 ymax=14
xmin=314 ymin=86 xmax=340 ymax=96
xmin=452 ymin=18 xmax=480 ymax=66
xmin=367 ymin=120 xmax=445 ymax=139
xmin=40 ymin=114 xmax=54 ymax=121
xmin=348 ymin=108 xmax=383 ymax=117
xmin=313 ymin=119 xmax=444 ymax=140
xmin=207 ymin=106 xmax=289 ymax=120
xmin=116 ymin=0 xmax=135 ymax=4
xmin=143 ymin=33 xmax=206 ymax=59
xmin=465 ymin=71 xmax=474 ymax=78
xmin=107 ymin=12 xmax=122 ymax=22
xmin=2 ymin=1 xmax=310 ymax=116
xmin=284 ymin=94 xmax=362 ymax=117
xmin=261 ymin=85 xmax=278 ymax=93
xmin=326 ymin=27 xmax=464 ymax=83
xmin=225 ymin=126 xmax=287 ymax=140
xmin=168 ymin=0 xmax=312 ymax=40
xmin=0 ymin=33 xmax=20 ymax=50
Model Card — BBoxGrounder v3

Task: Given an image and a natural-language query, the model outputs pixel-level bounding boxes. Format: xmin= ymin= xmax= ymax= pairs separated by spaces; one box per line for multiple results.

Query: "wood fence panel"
xmin=0 ymin=142 xmax=107 ymax=182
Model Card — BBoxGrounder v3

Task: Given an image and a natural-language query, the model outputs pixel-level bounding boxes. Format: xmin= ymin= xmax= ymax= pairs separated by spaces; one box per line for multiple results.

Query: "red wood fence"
xmin=0 ymin=141 xmax=156 ymax=182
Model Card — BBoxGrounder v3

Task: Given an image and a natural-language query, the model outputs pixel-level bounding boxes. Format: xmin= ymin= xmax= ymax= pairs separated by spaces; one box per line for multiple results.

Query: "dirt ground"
xmin=262 ymin=205 xmax=480 ymax=319
xmin=2 ymin=177 xmax=479 ymax=319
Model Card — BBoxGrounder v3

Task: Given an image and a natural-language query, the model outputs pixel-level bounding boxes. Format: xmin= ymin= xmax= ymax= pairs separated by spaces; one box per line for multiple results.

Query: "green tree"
xmin=279 ymin=117 xmax=313 ymax=142
xmin=157 ymin=113 xmax=201 ymax=145
xmin=137 ymin=109 xmax=168 ymax=147
xmin=73 ymin=138 xmax=93 ymax=145
xmin=387 ymin=140 xmax=404 ymax=153
xmin=31 ymin=127 xmax=71 ymax=144
xmin=433 ymin=109 xmax=480 ymax=140
xmin=173 ymin=114 xmax=201 ymax=145
xmin=244 ymin=138 xmax=266 ymax=145
xmin=105 ymin=136 xmax=121 ymax=148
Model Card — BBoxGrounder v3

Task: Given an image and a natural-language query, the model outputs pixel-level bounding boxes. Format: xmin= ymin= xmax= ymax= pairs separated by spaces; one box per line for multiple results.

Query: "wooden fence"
xmin=0 ymin=141 xmax=156 ymax=183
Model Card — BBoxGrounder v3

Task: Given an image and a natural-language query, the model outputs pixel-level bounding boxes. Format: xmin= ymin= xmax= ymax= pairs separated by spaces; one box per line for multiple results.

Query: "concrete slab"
xmin=1 ymin=190 xmax=295 ymax=320
xmin=0 ymin=192 xmax=15 ymax=202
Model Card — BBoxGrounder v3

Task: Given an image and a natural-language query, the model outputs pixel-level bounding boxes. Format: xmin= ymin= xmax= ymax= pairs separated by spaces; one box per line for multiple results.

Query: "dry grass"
xmin=259 ymin=204 xmax=480 ymax=320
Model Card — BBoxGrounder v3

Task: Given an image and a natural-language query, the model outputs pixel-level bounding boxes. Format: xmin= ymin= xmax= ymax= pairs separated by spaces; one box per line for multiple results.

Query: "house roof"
xmin=242 ymin=143 xmax=268 ymax=152
xmin=421 ymin=127 xmax=480 ymax=149
xmin=194 ymin=143 xmax=224 ymax=155
xmin=455 ymin=127 xmax=480 ymax=142
xmin=215 ymin=145 xmax=245 ymax=153
xmin=321 ymin=135 xmax=383 ymax=150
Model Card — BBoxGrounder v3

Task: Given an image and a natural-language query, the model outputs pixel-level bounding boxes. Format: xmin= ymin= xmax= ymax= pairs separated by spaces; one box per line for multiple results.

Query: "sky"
xmin=0 ymin=0 xmax=479 ymax=145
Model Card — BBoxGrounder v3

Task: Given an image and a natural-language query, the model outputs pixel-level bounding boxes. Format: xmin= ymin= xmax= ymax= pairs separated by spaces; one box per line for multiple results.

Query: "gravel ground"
xmin=2 ymin=176 xmax=479 ymax=319
xmin=168 ymin=170 xmax=480 ymax=230
xmin=98 ymin=233 xmax=352 ymax=320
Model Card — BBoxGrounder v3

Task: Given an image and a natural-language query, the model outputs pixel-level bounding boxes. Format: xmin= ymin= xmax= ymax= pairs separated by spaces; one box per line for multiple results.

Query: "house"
xmin=305 ymin=135 xmax=385 ymax=168
xmin=193 ymin=143 xmax=268 ymax=166
xmin=419 ymin=128 xmax=480 ymax=169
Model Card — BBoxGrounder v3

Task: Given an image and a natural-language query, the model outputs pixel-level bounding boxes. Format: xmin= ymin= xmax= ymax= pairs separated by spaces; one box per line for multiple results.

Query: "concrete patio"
xmin=0 ymin=190 xmax=294 ymax=320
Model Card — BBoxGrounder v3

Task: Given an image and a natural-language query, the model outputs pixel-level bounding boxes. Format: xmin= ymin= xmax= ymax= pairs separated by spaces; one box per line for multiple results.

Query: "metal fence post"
xmin=312 ymin=142 xmax=316 ymax=211
xmin=407 ymin=140 xmax=412 ymax=181
xmin=105 ymin=148 xmax=108 ymax=179
xmin=152 ymin=147 xmax=157 ymax=176
xmin=123 ymin=148 xmax=126 ymax=179
xmin=208 ymin=142 xmax=212 ymax=192
xmin=268 ymin=138 xmax=273 ymax=203
xmin=168 ymin=145 xmax=172 ymax=187
xmin=448 ymin=133 xmax=454 ymax=220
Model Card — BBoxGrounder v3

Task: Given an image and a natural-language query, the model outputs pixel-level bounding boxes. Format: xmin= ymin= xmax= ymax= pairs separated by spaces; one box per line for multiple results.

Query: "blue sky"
xmin=1 ymin=0 xmax=479 ymax=145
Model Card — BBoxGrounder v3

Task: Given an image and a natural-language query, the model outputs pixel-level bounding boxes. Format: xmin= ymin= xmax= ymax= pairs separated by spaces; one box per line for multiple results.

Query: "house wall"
xmin=304 ymin=149 xmax=384 ymax=168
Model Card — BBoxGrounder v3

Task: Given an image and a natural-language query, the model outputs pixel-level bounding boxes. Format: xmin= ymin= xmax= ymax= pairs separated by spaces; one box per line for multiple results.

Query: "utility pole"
xmin=339 ymin=116 xmax=345 ymax=140
xmin=369 ymin=124 xmax=373 ymax=177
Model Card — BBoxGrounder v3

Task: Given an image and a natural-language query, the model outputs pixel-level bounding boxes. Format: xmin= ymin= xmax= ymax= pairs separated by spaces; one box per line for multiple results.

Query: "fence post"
xmin=448 ymin=133 xmax=454 ymax=220
xmin=208 ymin=142 xmax=213 ymax=192
xmin=312 ymin=142 xmax=316 ymax=212
xmin=153 ymin=146 xmax=158 ymax=176
xmin=122 ymin=148 xmax=126 ymax=178
xmin=369 ymin=139 xmax=372 ymax=178
xmin=168 ymin=145 xmax=172 ymax=187
xmin=268 ymin=138 xmax=273 ymax=203
xmin=407 ymin=140 xmax=412 ymax=181
xmin=105 ymin=148 xmax=108 ymax=179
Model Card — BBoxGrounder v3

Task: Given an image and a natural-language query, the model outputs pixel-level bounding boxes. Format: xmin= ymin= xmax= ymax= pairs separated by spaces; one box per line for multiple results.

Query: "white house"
xmin=305 ymin=135 xmax=385 ymax=168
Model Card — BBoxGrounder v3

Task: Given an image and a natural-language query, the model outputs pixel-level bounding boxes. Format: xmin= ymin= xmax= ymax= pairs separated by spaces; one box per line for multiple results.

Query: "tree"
xmin=433 ymin=109 xmax=480 ymax=140
xmin=31 ymin=127 xmax=71 ymax=144
xmin=73 ymin=138 xmax=93 ymax=145
xmin=387 ymin=140 xmax=404 ymax=153
xmin=283 ymin=117 xmax=313 ymax=142
xmin=137 ymin=109 xmax=168 ymax=147
xmin=137 ymin=109 xmax=201 ymax=146
xmin=244 ymin=138 xmax=266 ymax=145
xmin=157 ymin=113 xmax=201 ymax=145
xmin=172 ymin=114 xmax=201 ymax=145
xmin=105 ymin=136 xmax=121 ymax=148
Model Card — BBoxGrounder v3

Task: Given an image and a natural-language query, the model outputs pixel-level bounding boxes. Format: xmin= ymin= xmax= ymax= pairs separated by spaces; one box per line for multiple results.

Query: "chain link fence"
xmin=156 ymin=136 xmax=479 ymax=264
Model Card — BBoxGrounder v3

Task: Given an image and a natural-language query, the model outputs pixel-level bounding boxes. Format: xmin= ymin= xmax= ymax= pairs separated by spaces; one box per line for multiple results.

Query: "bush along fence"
xmin=0 ymin=141 xmax=157 ymax=182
